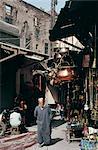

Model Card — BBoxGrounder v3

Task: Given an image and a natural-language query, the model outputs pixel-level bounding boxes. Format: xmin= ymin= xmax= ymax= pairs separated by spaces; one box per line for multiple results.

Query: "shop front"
xmin=0 ymin=42 xmax=49 ymax=113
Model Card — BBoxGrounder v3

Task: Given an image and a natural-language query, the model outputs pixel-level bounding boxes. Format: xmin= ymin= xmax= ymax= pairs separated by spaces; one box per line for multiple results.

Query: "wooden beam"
xmin=0 ymin=42 xmax=49 ymax=59
xmin=59 ymin=39 xmax=83 ymax=51
xmin=1 ymin=45 xmax=26 ymax=55
xmin=1 ymin=45 xmax=17 ymax=54
xmin=0 ymin=54 xmax=18 ymax=63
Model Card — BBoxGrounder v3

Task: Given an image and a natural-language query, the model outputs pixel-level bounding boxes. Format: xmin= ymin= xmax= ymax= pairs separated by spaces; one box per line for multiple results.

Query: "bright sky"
xmin=23 ymin=0 xmax=66 ymax=13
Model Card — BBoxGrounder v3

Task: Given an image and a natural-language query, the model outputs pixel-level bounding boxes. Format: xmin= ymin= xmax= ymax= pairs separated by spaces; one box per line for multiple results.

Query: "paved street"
xmin=27 ymin=117 xmax=80 ymax=150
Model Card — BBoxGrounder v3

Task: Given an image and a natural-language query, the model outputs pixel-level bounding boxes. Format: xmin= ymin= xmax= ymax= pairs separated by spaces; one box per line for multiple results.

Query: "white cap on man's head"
xmin=38 ymin=97 xmax=44 ymax=102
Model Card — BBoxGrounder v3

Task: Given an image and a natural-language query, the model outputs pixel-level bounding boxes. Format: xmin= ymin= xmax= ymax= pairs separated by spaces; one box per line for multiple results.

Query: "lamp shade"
xmin=54 ymin=67 xmax=75 ymax=84
xmin=58 ymin=69 xmax=69 ymax=77
xmin=56 ymin=53 xmax=62 ymax=59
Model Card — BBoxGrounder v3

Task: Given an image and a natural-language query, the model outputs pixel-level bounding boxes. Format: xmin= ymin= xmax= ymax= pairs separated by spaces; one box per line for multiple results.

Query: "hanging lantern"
xmin=48 ymin=49 xmax=76 ymax=85
xmin=54 ymin=67 xmax=75 ymax=84
xmin=58 ymin=68 xmax=74 ymax=77
xmin=58 ymin=69 xmax=69 ymax=77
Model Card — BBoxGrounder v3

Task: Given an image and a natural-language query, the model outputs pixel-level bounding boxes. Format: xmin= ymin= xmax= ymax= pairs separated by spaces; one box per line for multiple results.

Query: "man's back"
xmin=10 ymin=112 xmax=21 ymax=127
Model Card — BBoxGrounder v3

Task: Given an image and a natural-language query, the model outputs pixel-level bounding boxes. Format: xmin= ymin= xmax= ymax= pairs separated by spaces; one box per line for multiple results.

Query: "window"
xmin=34 ymin=17 xmax=39 ymax=27
xmin=5 ymin=16 xmax=13 ymax=24
xmin=36 ymin=44 xmax=38 ymax=49
xmin=45 ymin=43 xmax=48 ymax=54
xmin=5 ymin=4 xmax=13 ymax=24
xmin=5 ymin=5 xmax=12 ymax=16
xmin=35 ymin=28 xmax=40 ymax=40
xmin=26 ymin=37 xmax=31 ymax=49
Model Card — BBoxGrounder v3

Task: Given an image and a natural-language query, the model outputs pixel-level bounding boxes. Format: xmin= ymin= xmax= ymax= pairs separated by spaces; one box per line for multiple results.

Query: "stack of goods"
xmin=80 ymin=127 xmax=98 ymax=150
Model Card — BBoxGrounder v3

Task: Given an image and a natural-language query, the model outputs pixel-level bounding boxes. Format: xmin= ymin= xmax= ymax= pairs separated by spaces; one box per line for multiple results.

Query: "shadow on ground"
xmin=50 ymin=138 xmax=63 ymax=145
xmin=51 ymin=119 xmax=65 ymax=128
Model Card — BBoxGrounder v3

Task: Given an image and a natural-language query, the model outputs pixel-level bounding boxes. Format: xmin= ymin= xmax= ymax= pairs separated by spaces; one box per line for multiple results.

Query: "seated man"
xmin=10 ymin=107 xmax=21 ymax=134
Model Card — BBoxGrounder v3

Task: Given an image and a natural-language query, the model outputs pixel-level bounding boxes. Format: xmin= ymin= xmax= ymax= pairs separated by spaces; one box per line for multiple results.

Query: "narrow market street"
xmin=0 ymin=0 xmax=98 ymax=150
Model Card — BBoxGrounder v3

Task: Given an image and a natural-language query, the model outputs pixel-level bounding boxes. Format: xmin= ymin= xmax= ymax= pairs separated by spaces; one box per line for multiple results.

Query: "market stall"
xmin=66 ymin=116 xmax=84 ymax=143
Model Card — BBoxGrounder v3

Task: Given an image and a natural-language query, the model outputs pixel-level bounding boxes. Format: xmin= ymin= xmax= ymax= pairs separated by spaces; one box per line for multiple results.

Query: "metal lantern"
xmin=54 ymin=67 xmax=75 ymax=84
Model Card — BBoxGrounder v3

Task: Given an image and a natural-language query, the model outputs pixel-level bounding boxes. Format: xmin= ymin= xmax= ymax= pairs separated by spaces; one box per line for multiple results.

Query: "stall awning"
xmin=25 ymin=55 xmax=44 ymax=61
xmin=0 ymin=42 xmax=49 ymax=63
xmin=49 ymin=1 xmax=98 ymax=48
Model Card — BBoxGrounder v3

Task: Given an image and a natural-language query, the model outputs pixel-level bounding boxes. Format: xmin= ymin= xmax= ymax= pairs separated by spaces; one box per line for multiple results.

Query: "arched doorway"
xmin=32 ymin=71 xmax=46 ymax=98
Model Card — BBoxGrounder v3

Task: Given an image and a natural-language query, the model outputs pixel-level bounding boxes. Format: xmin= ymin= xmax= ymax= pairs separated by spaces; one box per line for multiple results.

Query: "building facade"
xmin=0 ymin=0 xmax=51 ymax=111
xmin=0 ymin=0 xmax=51 ymax=55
